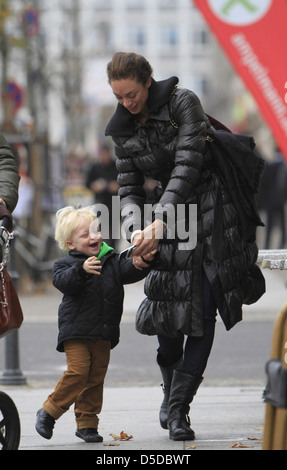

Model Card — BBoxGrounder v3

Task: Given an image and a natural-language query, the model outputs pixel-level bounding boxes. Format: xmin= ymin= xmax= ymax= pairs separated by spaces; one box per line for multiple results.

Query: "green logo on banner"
xmin=208 ymin=0 xmax=272 ymax=26
xmin=222 ymin=0 xmax=258 ymax=16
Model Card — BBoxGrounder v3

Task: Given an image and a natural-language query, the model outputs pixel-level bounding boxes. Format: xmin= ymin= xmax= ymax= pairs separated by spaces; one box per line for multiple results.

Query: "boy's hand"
xmin=133 ymin=249 xmax=157 ymax=270
xmin=83 ymin=256 xmax=102 ymax=275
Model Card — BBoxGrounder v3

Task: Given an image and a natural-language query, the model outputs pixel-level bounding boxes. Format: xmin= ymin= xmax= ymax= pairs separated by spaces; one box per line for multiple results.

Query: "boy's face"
xmin=66 ymin=218 xmax=102 ymax=257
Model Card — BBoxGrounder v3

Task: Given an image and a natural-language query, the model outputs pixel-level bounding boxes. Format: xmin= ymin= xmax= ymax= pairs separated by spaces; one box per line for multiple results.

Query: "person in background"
xmin=0 ymin=131 xmax=20 ymax=212
xmin=262 ymin=148 xmax=287 ymax=249
xmin=0 ymin=131 xmax=20 ymax=261
xmin=86 ymin=144 xmax=119 ymax=248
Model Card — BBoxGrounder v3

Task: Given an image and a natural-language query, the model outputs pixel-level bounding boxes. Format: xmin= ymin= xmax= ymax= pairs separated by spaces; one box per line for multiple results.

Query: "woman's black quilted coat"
xmin=106 ymin=77 xmax=264 ymax=338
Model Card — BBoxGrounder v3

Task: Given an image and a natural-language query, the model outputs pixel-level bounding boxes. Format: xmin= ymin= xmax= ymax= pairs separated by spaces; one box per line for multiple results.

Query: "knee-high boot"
xmin=168 ymin=370 xmax=203 ymax=441
xmin=158 ymin=358 xmax=183 ymax=429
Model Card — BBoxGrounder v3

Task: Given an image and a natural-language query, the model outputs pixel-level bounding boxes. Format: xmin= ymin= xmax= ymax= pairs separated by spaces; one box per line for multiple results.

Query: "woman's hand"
xmin=83 ymin=257 xmax=102 ymax=275
xmin=132 ymin=220 xmax=165 ymax=257
xmin=133 ymin=249 xmax=157 ymax=270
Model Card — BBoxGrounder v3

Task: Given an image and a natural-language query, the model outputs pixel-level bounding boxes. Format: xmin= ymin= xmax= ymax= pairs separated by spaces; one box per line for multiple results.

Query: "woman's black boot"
xmin=159 ymin=358 xmax=183 ymax=429
xmin=168 ymin=370 xmax=203 ymax=441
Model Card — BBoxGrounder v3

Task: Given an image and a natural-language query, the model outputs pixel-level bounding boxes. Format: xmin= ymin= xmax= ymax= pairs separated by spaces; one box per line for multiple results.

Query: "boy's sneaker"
xmin=35 ymin=408 xmax=55 ymax=439
xmin=75 ymin=428 xmax=103 ymax=443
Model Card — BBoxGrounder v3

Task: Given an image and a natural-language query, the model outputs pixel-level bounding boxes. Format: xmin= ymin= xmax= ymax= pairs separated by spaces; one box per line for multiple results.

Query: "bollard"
xmin=0 ymin=330 xmax=27 ymax=385
xmin=262 ymin=303 xmax=287 ymax=450
xmin=0 ymin=234 xmax=27 ymax=385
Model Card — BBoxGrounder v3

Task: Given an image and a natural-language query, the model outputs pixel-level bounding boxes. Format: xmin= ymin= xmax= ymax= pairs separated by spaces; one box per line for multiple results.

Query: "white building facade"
xmin=44 ymin=0 xmax=214 ymax=147
xmin=1 ymin=0 xmax=241 ymax=149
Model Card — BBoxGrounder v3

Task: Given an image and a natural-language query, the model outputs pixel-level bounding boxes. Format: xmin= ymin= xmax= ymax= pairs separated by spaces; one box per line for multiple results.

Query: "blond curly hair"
xmin=55 ymin=206 xmax=98 ymax=252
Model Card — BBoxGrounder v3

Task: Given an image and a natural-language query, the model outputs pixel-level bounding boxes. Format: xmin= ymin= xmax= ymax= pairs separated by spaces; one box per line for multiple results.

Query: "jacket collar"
xmin=68 ymin=249 xmax=115 ymax=263
xmin=105 ymin=76 xmax=179 ymax=137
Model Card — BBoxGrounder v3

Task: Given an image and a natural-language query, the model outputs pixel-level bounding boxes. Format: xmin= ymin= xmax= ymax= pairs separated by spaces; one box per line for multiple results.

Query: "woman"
xmin=105 ymin=52 xmax=264 ymax=441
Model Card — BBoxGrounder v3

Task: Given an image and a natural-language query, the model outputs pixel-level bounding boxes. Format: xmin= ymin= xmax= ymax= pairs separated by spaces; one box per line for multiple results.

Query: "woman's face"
xmin=110 ymin=77 xmax=152 ymax=116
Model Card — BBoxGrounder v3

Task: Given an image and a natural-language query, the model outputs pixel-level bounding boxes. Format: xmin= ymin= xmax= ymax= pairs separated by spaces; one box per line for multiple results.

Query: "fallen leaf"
xmin=110 ymin=430 xmax=133 ymax=441
xmin=185 ymin=445 xmax=196 ymax=449
xmin=229 ymin=442 xmax=254 ymax=448
xmin=104 ymin=443 xmax=120 ymax=446
xmin=248 ymin=437 xmax=262 ymax=441
xmin=120 ymin=430 xmax=133 ymax=440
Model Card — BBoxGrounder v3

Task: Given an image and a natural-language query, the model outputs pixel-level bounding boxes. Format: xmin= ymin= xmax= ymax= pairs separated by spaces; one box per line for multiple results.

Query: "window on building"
xmin=91 ymin=0 xmax=112 ymax=11
xmin=93 ymin=0 xmax=112 ymax=5
xmin=126 ymin=0 xmax=146 ymax=9
xmin=91 ymin=22 xmax=113 ymax=54
xmin=159 ymin=25 xmax=178 ymax=47
xmin=192 ymin=27 xmax=209 ymax=46
xmin=157 ymin=0 xmax=177 ymax=10
xmin=126 ymin=26 xmax=146 ymax=47
xmin=191 ymin=75 xmax=209 ymax=97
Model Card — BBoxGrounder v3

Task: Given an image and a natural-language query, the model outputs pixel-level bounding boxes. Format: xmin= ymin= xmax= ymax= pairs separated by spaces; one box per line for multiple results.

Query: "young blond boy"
xmin=36 ymin=206 xmax=154 ymax=443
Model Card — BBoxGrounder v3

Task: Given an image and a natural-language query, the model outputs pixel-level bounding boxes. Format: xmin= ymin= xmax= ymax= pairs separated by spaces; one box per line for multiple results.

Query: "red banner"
xmin=193 ymin=0 xmax=287 ymax=159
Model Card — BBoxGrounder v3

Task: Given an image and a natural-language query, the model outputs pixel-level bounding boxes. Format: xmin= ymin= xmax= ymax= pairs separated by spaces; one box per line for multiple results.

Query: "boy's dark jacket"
xmin=53 ymin=250 xmax=148 ymax=352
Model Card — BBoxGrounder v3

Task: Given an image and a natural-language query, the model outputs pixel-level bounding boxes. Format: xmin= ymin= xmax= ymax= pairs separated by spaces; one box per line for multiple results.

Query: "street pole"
xmin=0 ymin=330 xmax=26 ymax=385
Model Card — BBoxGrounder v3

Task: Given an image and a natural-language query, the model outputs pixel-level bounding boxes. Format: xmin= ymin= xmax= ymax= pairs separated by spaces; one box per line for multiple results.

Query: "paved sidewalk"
xmin=2 ymin=384 xmax=264 ymax=451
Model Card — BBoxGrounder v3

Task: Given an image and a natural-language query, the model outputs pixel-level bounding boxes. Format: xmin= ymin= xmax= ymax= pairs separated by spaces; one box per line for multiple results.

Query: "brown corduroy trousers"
xmin=43 ymin=338 xmax=110 ymax=429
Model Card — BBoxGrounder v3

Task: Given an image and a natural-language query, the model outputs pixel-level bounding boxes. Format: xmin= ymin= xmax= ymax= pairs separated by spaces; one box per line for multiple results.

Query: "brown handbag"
xmin=0 ymin=267 xmax=23 ymax=339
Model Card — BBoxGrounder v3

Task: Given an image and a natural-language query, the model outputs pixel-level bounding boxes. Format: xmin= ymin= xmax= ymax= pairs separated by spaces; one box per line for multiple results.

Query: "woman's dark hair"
xmin=107 ymin=52 xmax=153 ymax=85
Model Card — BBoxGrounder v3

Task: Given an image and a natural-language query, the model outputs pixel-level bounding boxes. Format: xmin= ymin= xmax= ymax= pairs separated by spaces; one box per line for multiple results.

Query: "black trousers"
xmin=157 ymin=272 xmax=217 ymax=377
